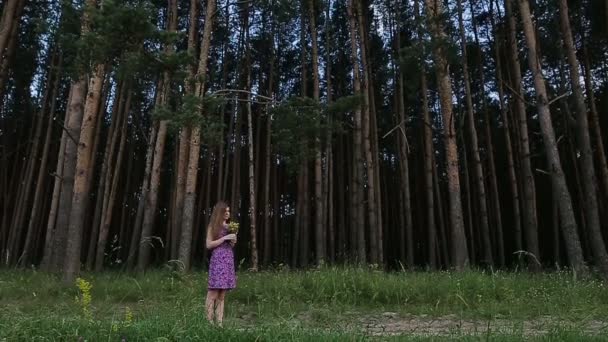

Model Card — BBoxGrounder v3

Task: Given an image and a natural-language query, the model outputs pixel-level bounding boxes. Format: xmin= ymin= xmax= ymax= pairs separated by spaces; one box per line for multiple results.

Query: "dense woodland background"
xmin=1 ymin=0 xmax=607 ymax=282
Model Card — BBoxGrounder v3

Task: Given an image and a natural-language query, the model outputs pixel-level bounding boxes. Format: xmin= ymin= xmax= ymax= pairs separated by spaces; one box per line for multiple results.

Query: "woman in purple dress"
xmin=205 ymin=201 xmax=237 ymax=326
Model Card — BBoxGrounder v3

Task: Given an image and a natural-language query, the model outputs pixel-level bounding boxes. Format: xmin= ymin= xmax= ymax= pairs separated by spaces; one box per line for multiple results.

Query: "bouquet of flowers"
xmin=228 ymin=221 xmax=239 ymax=234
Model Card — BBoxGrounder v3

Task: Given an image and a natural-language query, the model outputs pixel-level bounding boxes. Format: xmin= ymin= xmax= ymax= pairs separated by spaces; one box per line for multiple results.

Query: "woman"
xmin=205 ymin=201 xmax=237 ymax=326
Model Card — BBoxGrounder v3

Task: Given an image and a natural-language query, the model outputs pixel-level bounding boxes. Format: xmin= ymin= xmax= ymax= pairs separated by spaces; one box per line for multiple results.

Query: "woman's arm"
xmin=206 ymin=228 xmax=226 ymax=249
xmin=205 ymin=227 xmax=237 ymax=249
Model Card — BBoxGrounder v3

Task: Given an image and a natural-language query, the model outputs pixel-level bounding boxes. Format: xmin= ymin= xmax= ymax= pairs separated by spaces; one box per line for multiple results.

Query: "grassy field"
xmin=1 ymin=267 xmax=607 ymax=340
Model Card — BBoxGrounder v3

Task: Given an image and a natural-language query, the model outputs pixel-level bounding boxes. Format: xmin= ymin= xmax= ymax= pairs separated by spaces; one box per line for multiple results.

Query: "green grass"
xmin=1 ymin=268 xmax=607 ymax=340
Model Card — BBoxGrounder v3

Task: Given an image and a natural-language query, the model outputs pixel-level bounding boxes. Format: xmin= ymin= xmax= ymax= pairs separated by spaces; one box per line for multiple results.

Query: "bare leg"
xmin=205 ymin=290 xmax=219 ymax=323
xmin=216 ymin=290 xmax=227 ymax=327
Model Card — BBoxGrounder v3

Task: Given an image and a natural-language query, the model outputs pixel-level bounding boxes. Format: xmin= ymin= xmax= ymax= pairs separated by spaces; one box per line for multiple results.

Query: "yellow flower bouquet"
xmin=228 ymin=221 xmax=239 ymax=234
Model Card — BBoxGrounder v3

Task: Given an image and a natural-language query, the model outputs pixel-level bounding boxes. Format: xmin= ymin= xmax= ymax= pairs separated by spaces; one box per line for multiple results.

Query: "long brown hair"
xmin=207 ymin=201 xmax=229 ymax=239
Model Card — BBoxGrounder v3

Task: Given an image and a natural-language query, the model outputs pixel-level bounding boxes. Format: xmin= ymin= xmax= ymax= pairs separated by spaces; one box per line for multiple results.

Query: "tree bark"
xmin=475 ymin=0 xmax=504 ymax=266
xmin=413 ymin=0 xmax=436 ymax=269
xmin=582 ymin=47 xmax=608 ymax=205
xmin=325 ymin=1 xmax=334 ymax=263
xmin=455 ymin=0 xmax=492 ymax=266
xmin=63 ymin=59 xmax=106 ymax=283
xmin=18 ymin=52 xmax=61 ymax=267
xmin=517 ymin=0 xmax=587 ymax=277
xmin=41 ymin=86 xmax=74 ymax=271
xmin=307 ymin=0 xmax=325 ymax=266
xmin=0 ymin=0 xmax=20 ymax=57
xmin=490 ymin=0 xmax=522 ymax=259
xmin=355 ymin=0 xmax=379 ymax=265
xmin=8 ymin=49 xmax=54 ymax=265
xmin=347 ymin=0 xmax=366 ymax=264
xmin=126 ymin=108 xmax=157 ymax=270
xmin=558 ymin=0 xmax=608 ymax=277
xmin=178 ymin=0 xmax=217 ymax=271
xmin=94 ymin=90 xmax=131 ymax=271
xmin=505 ymin=0 xmax=540 ymax=270
xmin=86 ymin=80 xmax=126 ymax=269
xmin=50 ymin=80 xmax=87 ymax=272
xmin=425 ymin=0 xmax=469 ymax=270
xmin=262 ymin=20 xmax=275 ymax=266
xmin=136 ymin=118 xmax=167 ymax=272
xmin=0 ymin=0 xmax=25 ymax=101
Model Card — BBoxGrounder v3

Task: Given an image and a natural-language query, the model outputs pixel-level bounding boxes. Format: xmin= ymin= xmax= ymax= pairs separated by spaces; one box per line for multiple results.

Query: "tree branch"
xmin=547 ymin=92 xmax=570 ymax=106
xmin=54 ymin=121 xmax=79 ymax=145
xmin=210 ymin=88 xmax=276 ymax=103
xmin=382 ymin=119 xmax=406 ymax=139
xmin=501 ymin=80 xmax=534 ymax=107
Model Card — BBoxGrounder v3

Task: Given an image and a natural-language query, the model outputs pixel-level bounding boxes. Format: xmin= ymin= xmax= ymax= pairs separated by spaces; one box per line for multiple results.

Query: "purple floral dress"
xmin=208 ymin=224 xmax=236 ymax=290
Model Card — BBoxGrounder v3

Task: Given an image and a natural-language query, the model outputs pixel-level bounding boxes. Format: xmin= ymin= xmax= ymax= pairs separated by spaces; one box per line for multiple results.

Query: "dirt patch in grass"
xmin=353 ymin=312 xmax=608 ymax=337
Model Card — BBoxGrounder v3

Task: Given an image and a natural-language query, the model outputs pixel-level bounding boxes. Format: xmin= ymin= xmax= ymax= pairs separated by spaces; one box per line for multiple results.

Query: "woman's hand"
xmin=223 ymin=233 xmax=237 ymax=242
xmin=230 ymin=234 xmax=237 ymax=247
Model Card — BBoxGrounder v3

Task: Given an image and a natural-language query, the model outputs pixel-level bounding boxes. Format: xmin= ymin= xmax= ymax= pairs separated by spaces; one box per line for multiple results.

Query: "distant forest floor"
xmin=1 ymin=268 xmax=607 ymax=340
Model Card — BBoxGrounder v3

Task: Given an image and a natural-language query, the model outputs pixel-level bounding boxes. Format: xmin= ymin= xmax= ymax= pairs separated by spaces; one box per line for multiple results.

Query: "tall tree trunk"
xmin=347 ymin=0 xmax=366 ymax=264
xmin=490 ymin=0 xmax=522 ymax=260
xmin=178 ymin=0 xmax=217 ymax=271
xmin=41 ymin=86 xmax=74 ymax=271
xmin=8 ymin=49 xmax=54 ymax=265
xmin=134 ymin=0 xmax=175 ymax=272
xmin=272 ymin=162 xmax=281 ymax=262
xmin=94 ymin=91 xmax=131 ymax=271
xmin=393 ymin=1 xmax=414 ymax=269
xmin=302 ymin=164 xmax=310 ymax=267
xmin=126 ymin=117 xmax=157 ymax=270
xmin=337 ymin=133 xmax=347 ymax=260
xmin=364 ymin=6 xmax=384 ymax=266
xmin=582 ymin=47 xmax=608 ymax=206
xmin=48 ymin=0 xmax=98 ymax=275
xmin=175 ymin=0 xmax=199 ymax=259
xmin=307 ymin=0 xmax=325 ymax=266
xmin=50 ymin=82 xmax=87 ymax=272
xmin=136 ymin=119 xmax=167 ymax=272
xmin=63 ymin=60 xmax=106 ymax=283
xmin=262 ymin=20 xmax=275 ymax=266
xmin=433 ymin=153 xmax=449 ymax=267
xmin=0 ymin=0 xmax=20 ymax=57
xmin=456 ymin=0 xmax=492 ymax=266
xmin=216 ymin=2 xmax=229 ymax=201
xmin=172 ymin=129 xmax=189 ymax=258
xmin=18 ymin=52 xmax=61 ymax=267
xmin=86 ymin=80 xmax=126 ymax=270
xmin=425 ymin=0 xmax=469 ymax=270
xmin=551 ymin=193 xmax=560 ymax=267
xmin=325 ymin=0 xmax=334 ymax=263
xmin=119 ymin=140 xmax=135 ymax=262
xmin=475 ymin=0 xmax=504 ymax=266
xmin=505 ymin=0 xmax=540 ymax=270
xmin=6 ymin=112 xmax=34 ymax=265
xmin=242 ymin=3 xmax=259 ymax=271
xmin=230 ymin=106 xmax=242 ymax=222
xmin=396 ymin=69 xmax=414 ymax=268
xmin=355 ymin=0 xmax=379 ymax=265
xmin=413 ymin=0 xmax=436 ymax=269
xmin=517 ymin=0 xmax=587 ymax=277
xmin=222 ymin=102 xmax=235 ymax=200
xmin=461 ymin=134 xmax=476 ymax=264
xmin=0 ymin=0 xmax=25 ymax=101
xmin=296 ymin=3 xmax=309 ymax=268
xmin=558 ymin=0 xmax=608 ymax=277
